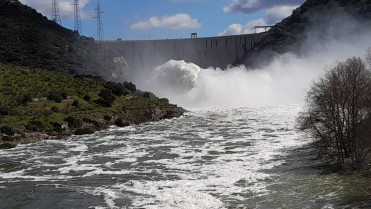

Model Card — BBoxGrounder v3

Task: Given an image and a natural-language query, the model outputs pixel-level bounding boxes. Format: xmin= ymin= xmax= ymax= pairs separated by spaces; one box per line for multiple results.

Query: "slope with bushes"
xmin=0 ymin=65 xmax=184 ymax=148
xmin=0 ymin=0 xmax=123 ymax=80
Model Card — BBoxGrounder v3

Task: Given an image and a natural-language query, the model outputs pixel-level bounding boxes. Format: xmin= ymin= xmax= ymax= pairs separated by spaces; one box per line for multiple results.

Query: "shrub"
xmin=104 ymin=81 xmax=126 ymax=96
xmin=18 ymin=94 xmax=32 ymax=105
xmin=0 ymin=126 xmax=15 ymax=136
xmin=97 ymin=89 xmax=116 ymax=107
xmin=103 ymin=115 xmax=112 ymax=121
xmin=159 ymin=98 xmax=169 ymax=103
xmin=72 ymin=99 xmax=79 ymax=107
xmin=47 ymin=92 xmax=63 ymax=103
xmin=299 ymin=57 xmax=371 ymax=167
xmin=83 ymin=94 xmax=91 ymax=101
xmin=74 ymin=128 xmax=94 ymax=135
xmin=83 ymin=118 xmax=99 ymax=127
xmin=114 ymin=118 xmax=130 ymax=127
xmin=143 ymin=92 xmax=151 ymax=99
xmin=25 ymin=120 xmax=45 ymax=132
xmin=0 ymin=107 xmax=11 ymax=115
xmin=124 ymin=81 xmax=136 ymax=92
xmin=50 ymin=122 xmax=63 ymax=133
xmin=0 ymin=143 xmax=16 ymax=149
xmin=63 ymin=116 xmax=82 ymax=129
xmin=51 ymin=106 xmax=59 ymax=112
xmin=2 ymin=136 xmax=15 ymax=142
xmin=61 ymin=92 xmax=68 ymax=99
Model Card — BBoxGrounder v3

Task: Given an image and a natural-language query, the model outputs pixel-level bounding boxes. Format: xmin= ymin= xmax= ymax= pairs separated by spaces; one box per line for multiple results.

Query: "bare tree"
xmin=299 ymin=57 xmax=371 ymax=167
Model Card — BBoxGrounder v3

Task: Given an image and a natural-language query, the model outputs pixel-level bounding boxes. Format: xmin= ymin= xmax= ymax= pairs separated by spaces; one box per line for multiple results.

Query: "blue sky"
xmin=20 ymin=0 xmax=306 ymax=40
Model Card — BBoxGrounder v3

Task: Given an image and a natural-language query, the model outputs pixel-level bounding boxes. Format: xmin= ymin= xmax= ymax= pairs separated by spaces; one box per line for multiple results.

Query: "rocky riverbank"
xmin=0 ymin=65 xmax=186 ymax=149
xmin=0 ymin=106 xmax=185 ymax=149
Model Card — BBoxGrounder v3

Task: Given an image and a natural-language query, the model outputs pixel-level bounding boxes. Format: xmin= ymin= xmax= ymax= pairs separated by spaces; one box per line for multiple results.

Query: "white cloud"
xmin=219 ymin=19 xmax=266 ymax=36
xmin=224 ymin=0 xmax=305 ymax=14
xmin=130 ymin=14 xmax=202 ymax=30
xmin=19 ymin=0 xmax=93 ymax=20
xmin=219 ymin=5 xmax=298 ymax=36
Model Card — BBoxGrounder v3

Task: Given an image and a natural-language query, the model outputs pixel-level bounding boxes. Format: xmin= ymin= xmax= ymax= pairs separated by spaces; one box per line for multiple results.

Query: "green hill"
xmin=0 ymin=0 xmax=185 ymax=148
xmin=0 ymin=65 xmax=184 ymax=148
xmin=0 ymin=0 xmax=122 ymax=80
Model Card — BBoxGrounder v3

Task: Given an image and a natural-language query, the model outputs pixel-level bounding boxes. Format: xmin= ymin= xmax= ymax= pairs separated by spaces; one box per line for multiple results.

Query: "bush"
xmin=51 ymin=106 xmax=59 ymax=112
xmin=299 ymin=57 xmax=371 ymax=167
xmin=142 ymin=91 xmax=159 ymax=100
xmin=97 ymin=89 xmax=116 ymax=107
xmin=2 ymin=136 xmax=16 ymax=142
xmin=143 ymin=92 xmax=151 ymax=99
xmin=83 ymin=118 xmax=99 ymax=127
xmin=72 ymin=99 xmax=79 ymax=107
xmin=83 ymin=94 xmax=91 ymax=101
xmin=103 ymin=115 xmax=112 ymax=121
xmin=74 ymin=128 xmax=94 ymax=135
xmin=114 ymin=118 xmax=130 ymax=127
xmin=0 ymin=143 xmax=16 ymax=149
xmin=18 ymin=94 xmax=32 ymax=105
xmin=63 ymin=116 xmax=82 ymax=129
xmin=0 ymin=107 xmax=11 ymax=115
xmin=159 ymin=98 xmax=169 ymax=103
xmin=50 ymin=122 xmax=63 ymax=133
xmin=104 ymin=81 xmax=126 ymax=96
xmin=0 ymin=126 xmax=15 ymax=136
xmin=25 ymin=120 xmax=45 ymax=132
xmin=47 ymin=92 xmax=63 ymax=103
xmin=124 ymin=81 xmax=136 ymax=92
xmin=61 ymin=92 xmax=68 ymax=99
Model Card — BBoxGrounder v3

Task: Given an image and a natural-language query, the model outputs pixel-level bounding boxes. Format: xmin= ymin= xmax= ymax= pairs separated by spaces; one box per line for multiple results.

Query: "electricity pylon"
xmin=52 ymin=0 xmax=61 ymax=25
xmin=73 ymin=0 xmax=82 ymax=34
xmin=94 ymin=1 xmax=104 ymax=40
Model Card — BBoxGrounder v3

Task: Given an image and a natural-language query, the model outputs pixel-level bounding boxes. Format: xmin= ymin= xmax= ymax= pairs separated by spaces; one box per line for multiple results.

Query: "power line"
xmin=73 ymin=0 xmax=82 ymax=34
xmin=94 ymin=1 xmax=104 ymax=41
xmin=52 ymin=0 xmax=61 ymax=25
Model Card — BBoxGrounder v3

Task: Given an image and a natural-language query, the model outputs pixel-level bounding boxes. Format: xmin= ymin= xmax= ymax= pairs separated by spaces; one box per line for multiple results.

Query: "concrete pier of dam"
xmin=102 ymin=33 xmax=268 ymax=73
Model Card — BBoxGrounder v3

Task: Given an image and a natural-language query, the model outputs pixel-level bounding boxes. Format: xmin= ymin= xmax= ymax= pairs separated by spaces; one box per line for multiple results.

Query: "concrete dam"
xmin=102 ymin=33 xmax=268 ymax=73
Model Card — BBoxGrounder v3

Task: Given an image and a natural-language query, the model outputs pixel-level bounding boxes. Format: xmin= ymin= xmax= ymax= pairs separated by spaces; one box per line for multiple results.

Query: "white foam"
xmin=0 ymin=106 xmax=311 ymax=208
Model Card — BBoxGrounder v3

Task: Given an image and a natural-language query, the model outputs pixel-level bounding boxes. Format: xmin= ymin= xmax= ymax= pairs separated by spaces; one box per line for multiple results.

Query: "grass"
xmin=0 ymin=65 xmax=180 ymax=146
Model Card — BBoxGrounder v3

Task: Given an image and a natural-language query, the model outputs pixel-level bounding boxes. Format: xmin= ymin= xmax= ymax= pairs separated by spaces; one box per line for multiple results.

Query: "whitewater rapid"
xmin=0 ymin=105 xmax=310 ymax=208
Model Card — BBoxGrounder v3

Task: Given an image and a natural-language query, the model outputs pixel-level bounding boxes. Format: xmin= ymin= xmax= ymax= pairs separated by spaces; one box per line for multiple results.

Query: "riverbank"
xmin=0 ymin=106 xmax=185 ymax=149
xmin=0 ymin=65 xmax=186 ymax=149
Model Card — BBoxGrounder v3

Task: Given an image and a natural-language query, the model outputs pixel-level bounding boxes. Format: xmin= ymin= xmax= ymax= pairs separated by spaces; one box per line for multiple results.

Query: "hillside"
xmin=0 ymin=0 xmax=124 ymax=80
xmin=0 ymin=65 xmax=184 ymax=148
xmin=0 ymin=0 xmax=185 ymax=148
xmin=248 ymin=0 xmax=371 ymax=65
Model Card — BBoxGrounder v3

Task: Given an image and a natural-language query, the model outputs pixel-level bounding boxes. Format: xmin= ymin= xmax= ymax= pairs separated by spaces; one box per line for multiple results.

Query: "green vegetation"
xmin=0 ymin=0 xmax=185 ymax=149
xmin=0 ymin=65 xmax=183 ymax=147
xmin=0 ymin=0 xmax=121 ymax=80
xmin=299 ymin=52 xmax=371 ymax=169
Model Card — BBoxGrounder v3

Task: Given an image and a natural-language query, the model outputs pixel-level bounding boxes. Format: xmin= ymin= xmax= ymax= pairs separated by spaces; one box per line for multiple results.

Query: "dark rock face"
xmin=252 ymin=0 xmax=371 ymax=61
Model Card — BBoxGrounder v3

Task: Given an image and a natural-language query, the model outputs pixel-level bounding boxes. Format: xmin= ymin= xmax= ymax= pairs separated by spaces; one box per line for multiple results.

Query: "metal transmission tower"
xmin=73 ymin=0 xmax=82 ymax=34
xmin=52 ymin=0 xmax=61 ymax=25
xmin=94 ymin=1 xmax=104 ymax=40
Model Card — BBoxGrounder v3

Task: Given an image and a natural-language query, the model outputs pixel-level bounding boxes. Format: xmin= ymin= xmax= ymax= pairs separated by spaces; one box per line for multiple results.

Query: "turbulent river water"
xmin=0 ymin=105 xmax=370 ymax=208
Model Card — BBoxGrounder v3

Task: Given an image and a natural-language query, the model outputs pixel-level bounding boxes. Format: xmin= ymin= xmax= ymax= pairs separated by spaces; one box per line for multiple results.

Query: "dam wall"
xmin=102 ymin=33 xmax=267 ymax=72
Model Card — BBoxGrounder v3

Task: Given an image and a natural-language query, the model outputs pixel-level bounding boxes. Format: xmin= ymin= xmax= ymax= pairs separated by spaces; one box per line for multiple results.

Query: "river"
xmin=0 ymin=105 xmax=370 ymax=208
